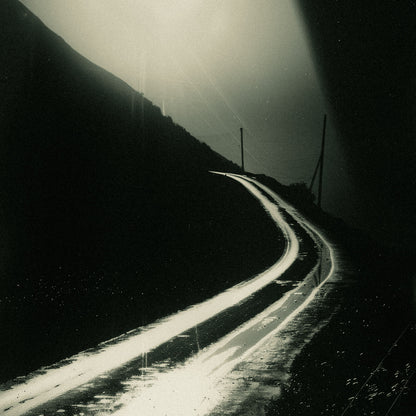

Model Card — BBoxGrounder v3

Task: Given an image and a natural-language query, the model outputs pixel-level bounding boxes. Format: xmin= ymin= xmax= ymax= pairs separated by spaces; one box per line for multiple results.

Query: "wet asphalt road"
xmin=1 ymin=175 xmax=334 ymax=416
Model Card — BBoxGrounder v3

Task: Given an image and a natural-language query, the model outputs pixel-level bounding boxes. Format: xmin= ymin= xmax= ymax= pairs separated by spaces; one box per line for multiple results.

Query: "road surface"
xmin=0 ymin=173 xmax=336 ymax=416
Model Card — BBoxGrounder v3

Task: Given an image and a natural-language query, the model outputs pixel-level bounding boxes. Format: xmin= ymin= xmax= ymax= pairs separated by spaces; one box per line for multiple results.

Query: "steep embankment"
xmin=0 ymin=1 xmax=284 ymax=382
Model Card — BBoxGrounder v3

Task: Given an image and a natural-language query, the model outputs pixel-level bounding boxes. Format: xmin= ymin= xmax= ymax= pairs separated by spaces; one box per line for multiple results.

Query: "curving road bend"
xmin=0 ymin=174 xmax=336 ymax=416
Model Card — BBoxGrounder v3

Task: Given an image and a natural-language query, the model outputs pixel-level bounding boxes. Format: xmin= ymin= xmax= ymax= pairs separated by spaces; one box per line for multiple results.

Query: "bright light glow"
xmin=18 ymin=0 xmax=342 ymax=194
xmin=19 ymin=0 xmax=354 ymax=223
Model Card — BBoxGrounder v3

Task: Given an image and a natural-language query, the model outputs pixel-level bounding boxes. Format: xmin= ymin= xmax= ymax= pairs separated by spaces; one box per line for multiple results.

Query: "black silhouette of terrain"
xmin=0 ymin=0 xmax=285 ymax=382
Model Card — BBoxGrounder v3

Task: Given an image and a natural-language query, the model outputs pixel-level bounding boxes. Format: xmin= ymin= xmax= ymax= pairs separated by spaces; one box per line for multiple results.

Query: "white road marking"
xmin=110 ymin=174 xmax=337 ymax=416
xmin=0 ymin=174 xmax=299 ymax=416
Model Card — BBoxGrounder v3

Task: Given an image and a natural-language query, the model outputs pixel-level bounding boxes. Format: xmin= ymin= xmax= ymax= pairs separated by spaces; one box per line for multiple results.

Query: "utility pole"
xmin=309 ymin=114 xmax=327 ymax=209
xmin=240 ymin=127 xmax=245 ymax=172
xmin=317 ymin=114 xmax=327 ymax=208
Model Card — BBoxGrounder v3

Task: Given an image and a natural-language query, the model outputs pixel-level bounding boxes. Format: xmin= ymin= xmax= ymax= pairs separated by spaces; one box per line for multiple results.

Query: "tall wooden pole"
xmin=318 ymin=114 xmax=327 ymax=208
xmin=240 ymin=127 xmax=245 ymax=172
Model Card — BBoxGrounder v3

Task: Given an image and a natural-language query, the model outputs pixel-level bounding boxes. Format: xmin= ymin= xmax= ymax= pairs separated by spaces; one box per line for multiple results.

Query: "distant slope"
xmin=0 ymin=0 xmax=284 ymax=382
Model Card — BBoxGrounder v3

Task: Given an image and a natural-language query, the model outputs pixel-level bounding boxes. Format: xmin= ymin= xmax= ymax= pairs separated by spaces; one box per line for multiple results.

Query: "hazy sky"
xmin=20 ymin=0 xmax=352 ymax=218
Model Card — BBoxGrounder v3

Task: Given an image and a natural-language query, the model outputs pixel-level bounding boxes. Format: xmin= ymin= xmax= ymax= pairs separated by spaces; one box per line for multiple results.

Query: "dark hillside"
xmin=0 ymin=0 xmax=284 ymax=382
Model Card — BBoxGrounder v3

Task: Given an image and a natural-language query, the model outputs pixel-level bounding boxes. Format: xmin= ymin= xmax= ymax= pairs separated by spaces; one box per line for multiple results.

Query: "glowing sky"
xmin=20 ymin=0 xmax=353 ymax=218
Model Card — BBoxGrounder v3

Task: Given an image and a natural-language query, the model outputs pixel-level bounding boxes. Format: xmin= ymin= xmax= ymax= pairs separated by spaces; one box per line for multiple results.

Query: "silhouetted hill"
xmin=0 ymin=0 xmax=284 ymax=381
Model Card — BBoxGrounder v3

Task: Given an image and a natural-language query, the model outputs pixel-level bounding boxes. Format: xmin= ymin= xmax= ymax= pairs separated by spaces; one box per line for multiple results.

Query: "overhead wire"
xmin=340 ymin=322 xmax=413 ymax=416
xmin=383 ymin=366 xmax=416 ymax=416
xmin=188 ymin=50 xmax=265 ymax=168
xmin=151 ymin=31 xmax=321 ymax=182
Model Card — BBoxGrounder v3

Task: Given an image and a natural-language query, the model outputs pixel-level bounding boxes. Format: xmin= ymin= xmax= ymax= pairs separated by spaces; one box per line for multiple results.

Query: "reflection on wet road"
xmin=0 ymin=174 xmax=336 ymax=416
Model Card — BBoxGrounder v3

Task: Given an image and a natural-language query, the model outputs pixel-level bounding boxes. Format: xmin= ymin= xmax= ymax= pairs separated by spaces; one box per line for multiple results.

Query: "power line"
xmin=340 ymin=322 xmax=413 ymax=416
xmin=384 ymin=367 xmax=416 ymax=416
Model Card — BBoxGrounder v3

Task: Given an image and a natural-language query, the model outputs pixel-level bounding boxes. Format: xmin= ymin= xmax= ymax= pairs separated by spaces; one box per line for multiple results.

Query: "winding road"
xmin=0 ymin=174 xmax=336 ymax=416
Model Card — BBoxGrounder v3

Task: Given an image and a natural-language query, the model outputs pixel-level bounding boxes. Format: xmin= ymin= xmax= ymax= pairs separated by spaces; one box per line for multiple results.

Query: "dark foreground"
xmin=1 ymin=0 xmax=289 ymax=384
xmin=265 ymin=238 xmax=416 ymax=416
xmin=0 ymin=173 xmax=285 ymax=383
xmin=0 ymin=175 xmax=321 ymax=416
